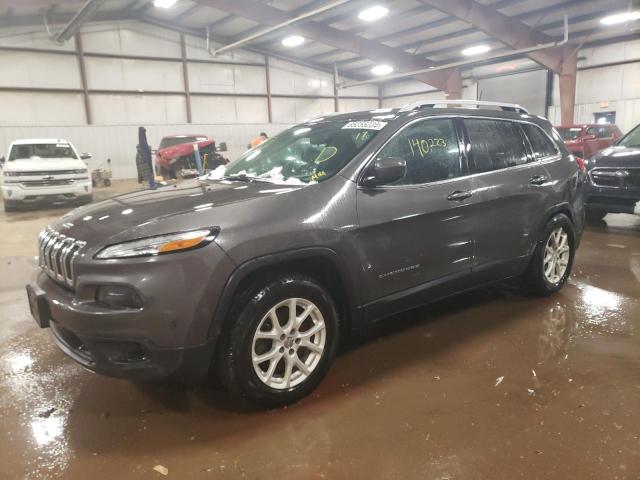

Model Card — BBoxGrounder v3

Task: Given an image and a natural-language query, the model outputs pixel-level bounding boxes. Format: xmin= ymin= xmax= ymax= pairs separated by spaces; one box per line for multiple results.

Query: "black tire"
xmin=522 ymin=213 xmax=576 ymax=296
xmin=217 ymin=274 xmax=339 ymax=408
xmin=585 ymin=207 xmax=606 ymax=223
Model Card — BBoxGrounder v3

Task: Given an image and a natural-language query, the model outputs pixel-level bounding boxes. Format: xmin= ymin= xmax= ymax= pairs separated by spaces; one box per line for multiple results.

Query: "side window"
xmin=522 ymin=124 xmax=559 ymax=160
xmin=377 ymin=118 xmax=462 ymax=185
xmin=596 ymin=126 xmax=611 ymax=138
xmin=464 ymin=119 xmax=528 ymax=173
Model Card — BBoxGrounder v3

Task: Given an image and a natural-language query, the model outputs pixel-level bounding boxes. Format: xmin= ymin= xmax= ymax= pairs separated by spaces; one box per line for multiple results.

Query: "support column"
xmin=265 ymin=55 xmax=273 ymax=123
xmin=333 ymin=63 xmax=339 ymax=113
xmin=180 ymin=33 xmax=192 ymax=123
xmin=558 ymin=48 xmax=577 ymax=125
xmin=377 ymin=85 xmax=383 ymax=109
xmin=74 ymin=33 xmax=92 ymax=125
xmin=443 ymin=68 xmax=462 ymax=100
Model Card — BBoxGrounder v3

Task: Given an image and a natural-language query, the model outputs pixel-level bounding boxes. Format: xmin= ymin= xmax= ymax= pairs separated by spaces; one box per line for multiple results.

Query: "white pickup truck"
xmin=1 ymin=139 xmax=93 ymax=212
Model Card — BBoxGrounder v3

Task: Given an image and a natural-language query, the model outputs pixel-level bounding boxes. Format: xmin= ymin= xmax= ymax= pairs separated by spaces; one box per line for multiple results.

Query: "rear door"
xmin=354 ymin=117 xmax=478 ymax=304
xmin=462 ymin=118 xmax=552 ymax=276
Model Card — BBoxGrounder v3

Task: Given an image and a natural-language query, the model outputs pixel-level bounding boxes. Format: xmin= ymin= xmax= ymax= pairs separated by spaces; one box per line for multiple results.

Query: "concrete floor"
xmin=1 ymin=184 xmax=639 ymax=479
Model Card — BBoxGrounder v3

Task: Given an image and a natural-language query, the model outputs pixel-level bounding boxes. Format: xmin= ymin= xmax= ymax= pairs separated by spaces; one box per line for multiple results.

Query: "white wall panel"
xmin=90 ymin=94 xmax=187 ymax=125
xmin=382 ymin=90 xmax=446 ymax=109
xmin=81 ymin=22 xmax=182 ymax=58
xmin=338 ymin=98 xmax=379 ymax=112
xmin=191 ymin=96 xmax=269 ymax=123
xmin=85 ymin=57 xmax=184 ymax=92
xmin=188 ymin=63 xmax=266 ymax=94
xmin=337 ymin=83 xmax=379 ymax=98
xmin=269 ymin=58 xmax=334 ymax=96
xmin=186 ymin=36 xmax=265 ymax=64
xmin=383 ymin=79 xmax=434 ymax=97
xmin=0 ymin=51 xmax=81 ymax=89
xmin=0 ymin=92 xmax=85 ymax=126
xmin=0 ymin=27 xmax=74 ymax=51
xmin=272 ymin=98 xmax=335 ymax=123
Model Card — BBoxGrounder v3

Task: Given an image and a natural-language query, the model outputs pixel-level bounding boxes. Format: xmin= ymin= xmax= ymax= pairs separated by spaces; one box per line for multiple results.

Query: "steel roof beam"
xmin=193 ymin=0 xmax=461 ymax=94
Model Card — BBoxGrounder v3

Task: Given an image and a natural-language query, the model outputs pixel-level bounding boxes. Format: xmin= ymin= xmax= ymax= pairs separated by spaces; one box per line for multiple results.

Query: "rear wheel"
xmin=522 ymin=213 xmax=575 ymax=296
xmin=3 ymin=200 xmax=19 ymax=212
xmin=218 ymin=274 xmax=339 ymax=408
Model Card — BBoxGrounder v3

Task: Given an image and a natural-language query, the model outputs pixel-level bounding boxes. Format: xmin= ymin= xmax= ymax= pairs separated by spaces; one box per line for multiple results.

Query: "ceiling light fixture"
xmin=153 ymin=0 xmax=178 ymax=8
xmin=600 ymin=11 xmax=640 ymax=25
xmin=461 ymin=44 xmax=491 ymax=56
xmin=282 ymin=35 xmax=305 ymax=47
xmin=371 ymin=64 xmax=393 ymax=76
xmin=358 ymin=5 xmax=389 ymax=22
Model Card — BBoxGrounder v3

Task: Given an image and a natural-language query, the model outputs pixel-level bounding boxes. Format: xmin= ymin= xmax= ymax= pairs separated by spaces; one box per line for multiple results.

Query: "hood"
xmin=51 ymin=178 xmax=305 ymax=245
xmin=157 ymin=140 xmax=214 ymax=162
xmin=587 ymin=145 xmax=640 ymax=169
xmin=3 ymin=158 xmax=86 ymax=172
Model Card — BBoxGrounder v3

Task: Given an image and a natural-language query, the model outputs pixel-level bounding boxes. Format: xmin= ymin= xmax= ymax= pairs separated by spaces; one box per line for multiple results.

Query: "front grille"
xmin=21 ymin=179 xmax=75 ymax=187
xmin=18 ymin=170 xmax=81 ymax=176
xmin=38 ymin=227 xmax=86 ymax=289
xmin=590 ymin=168 xmax=640 ymax=189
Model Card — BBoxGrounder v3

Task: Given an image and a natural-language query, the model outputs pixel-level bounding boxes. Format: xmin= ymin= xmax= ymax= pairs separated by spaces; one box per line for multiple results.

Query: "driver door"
xmin=352 ymin=117 xmax=478 ymax=308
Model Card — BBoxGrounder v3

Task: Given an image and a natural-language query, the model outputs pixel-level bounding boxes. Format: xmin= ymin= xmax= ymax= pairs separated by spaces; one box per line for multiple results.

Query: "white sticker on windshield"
xmin=342 ymin=121 xmax=387 ymax=131
xmin=56 ymin=144 xmax=70 ymax=148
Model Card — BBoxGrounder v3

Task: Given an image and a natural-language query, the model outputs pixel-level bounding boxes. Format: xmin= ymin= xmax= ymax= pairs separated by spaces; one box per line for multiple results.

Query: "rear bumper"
xmin=2 ymin=181 xmax=92 ymax=202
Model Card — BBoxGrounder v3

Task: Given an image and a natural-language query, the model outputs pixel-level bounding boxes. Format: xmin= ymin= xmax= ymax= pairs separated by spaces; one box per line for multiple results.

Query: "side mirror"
xmin=80 ymin=153 xmax=92 ymax=160
xmin=361 ymin=156 xmax=406 ymax=187
xmin=217 ymin=142 xmax=228 ymax=152
xmin=0 ymin=156 xmax=5 ymax=166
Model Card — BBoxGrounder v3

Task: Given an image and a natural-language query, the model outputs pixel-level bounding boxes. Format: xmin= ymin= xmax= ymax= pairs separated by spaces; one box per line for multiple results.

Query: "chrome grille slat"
xmin=37 ymin=227 xmax=85 ymax=289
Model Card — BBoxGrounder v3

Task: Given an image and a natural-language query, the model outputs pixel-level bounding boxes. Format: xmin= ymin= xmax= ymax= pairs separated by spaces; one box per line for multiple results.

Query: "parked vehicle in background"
xmin=155 ymin=134 xmax=228 ymax=180
xmin=1 ymin=139 xmax=92 ymax=212
xmin=583 ymin=122 xmax=640 ymax=221
xmin=27 ymin=101 xmax=584 ymax=407
xmin=556 ymin=124 xmax=623 ymax=159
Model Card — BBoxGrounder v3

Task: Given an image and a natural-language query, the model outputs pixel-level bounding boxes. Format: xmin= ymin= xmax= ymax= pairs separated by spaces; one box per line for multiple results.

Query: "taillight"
xmin=575 ymin=156 xmax=586 ymax=173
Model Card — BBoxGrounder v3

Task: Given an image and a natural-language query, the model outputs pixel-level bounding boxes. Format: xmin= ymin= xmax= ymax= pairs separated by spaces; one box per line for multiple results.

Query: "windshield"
xmin=618 ymin=124 xmax=640 ymax=148
xmin=9 ymin=143 xmax=77 ymax=161
xmin=557 ymin=127 xmax=582 ymax=141
xmin=217 ymin=119 xmax=386 ymax=184
xmin=159 ymin=136 xmax=205 ymax=149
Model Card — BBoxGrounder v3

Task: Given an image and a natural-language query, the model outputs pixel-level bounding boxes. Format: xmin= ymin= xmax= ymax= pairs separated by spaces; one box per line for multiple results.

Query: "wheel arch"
xmin=209 ymin=247 xmax=361 ymax=347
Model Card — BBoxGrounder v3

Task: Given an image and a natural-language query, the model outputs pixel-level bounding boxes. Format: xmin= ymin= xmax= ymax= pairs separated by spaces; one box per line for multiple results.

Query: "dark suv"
xmin=26 ymin=100 xmax=585 ymax=407
xmin=583 ymin=122 xmax=640 ymax=221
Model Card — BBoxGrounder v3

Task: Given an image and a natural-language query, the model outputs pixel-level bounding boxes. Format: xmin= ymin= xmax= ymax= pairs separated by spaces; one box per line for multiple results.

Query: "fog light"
xmin=96 ymin=285 xmax=142 ymax=309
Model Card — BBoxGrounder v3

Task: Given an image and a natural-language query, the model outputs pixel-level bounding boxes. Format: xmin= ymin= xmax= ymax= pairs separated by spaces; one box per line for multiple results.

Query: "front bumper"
xmin=2 ymin=180 xmax=92 ymax=202
xmin=26 ymin=242 xmax=235 ymax=383
xmin=585 ymin=185 xmax=640 ymax=214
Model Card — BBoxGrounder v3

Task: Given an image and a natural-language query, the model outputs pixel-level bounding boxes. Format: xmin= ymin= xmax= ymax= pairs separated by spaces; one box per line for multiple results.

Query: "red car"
xmin=155 ymin=134 xmax=228 ymax=179
xmin=555 ymin=124 xmax=623 ymax=159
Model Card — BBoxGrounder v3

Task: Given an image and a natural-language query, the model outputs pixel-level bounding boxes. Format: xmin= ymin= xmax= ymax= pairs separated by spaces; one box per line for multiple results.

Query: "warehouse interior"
xmin=0 ymin=0 xmax=639 ymax=478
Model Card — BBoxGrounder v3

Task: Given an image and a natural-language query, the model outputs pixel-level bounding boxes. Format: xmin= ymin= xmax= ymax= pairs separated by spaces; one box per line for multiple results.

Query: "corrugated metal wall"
xmin=0 ymin=21 xmax=379 ymax=179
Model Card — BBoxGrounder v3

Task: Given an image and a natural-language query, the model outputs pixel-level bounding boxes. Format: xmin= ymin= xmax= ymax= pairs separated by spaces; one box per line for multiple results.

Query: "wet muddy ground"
xmin=1 ymin=189 xmax=639 ymax=479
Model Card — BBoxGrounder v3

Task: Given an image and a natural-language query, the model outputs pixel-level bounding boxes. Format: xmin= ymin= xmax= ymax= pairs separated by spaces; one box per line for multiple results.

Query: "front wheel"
xmin=522 ymin=213 xmax=576 ymax=296
xmin=218 ymin=274 xmax=339 ymax=408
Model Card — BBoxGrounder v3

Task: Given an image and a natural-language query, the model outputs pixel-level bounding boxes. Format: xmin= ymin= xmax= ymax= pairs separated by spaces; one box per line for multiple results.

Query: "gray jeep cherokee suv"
xmin=27 ymin=100 xmax=585 ymax=407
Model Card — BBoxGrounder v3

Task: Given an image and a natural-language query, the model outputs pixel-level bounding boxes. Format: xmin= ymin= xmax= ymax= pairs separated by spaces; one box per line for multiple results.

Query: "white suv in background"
xmin=1 ymin=139 xmax=93 ymax=212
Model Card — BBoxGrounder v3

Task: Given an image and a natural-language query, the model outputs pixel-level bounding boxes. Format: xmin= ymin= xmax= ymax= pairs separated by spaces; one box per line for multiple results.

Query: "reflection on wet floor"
xmin=0 ymin=213 xmax=639 ymax=479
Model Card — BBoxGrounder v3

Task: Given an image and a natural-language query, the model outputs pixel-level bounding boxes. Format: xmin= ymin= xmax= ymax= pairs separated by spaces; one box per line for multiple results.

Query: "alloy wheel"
xmin=251 ymin=298 xmax=326 ymax=390
xmin=543 ymin=226 xmax=571 ymax=284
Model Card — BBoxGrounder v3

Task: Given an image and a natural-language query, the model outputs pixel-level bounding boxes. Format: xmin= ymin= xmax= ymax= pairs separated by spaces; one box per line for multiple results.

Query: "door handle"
xmin=529 ymin=175 xmax=548 ymax=186
xmin=447 ymin=190 xmax=472 ymax=201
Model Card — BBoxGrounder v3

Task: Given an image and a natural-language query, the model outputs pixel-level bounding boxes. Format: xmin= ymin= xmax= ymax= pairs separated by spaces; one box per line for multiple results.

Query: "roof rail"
xmin=398 ymin=99 xmax=529 ymax=114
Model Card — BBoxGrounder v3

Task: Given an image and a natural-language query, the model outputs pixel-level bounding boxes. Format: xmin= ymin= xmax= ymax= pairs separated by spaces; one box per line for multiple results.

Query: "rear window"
xmin=557 ymin=127 xmax=582 ymax=141
xmin=159 ymin=136 xmax=205 ymax=149
xmin=9 ymin=143 xmax=77 ymax=161
xmin=464 ymin=119 xmax=528 ymax=173
xmin=522 ymin=124 xmax=559 ymax=160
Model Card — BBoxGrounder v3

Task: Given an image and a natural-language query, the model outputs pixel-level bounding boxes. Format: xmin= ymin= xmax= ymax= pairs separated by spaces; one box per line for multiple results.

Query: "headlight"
xmin=73 ymin=169 xmax=88 ymax=174
xmin=95 ymin=228 xmax=218 ymax=259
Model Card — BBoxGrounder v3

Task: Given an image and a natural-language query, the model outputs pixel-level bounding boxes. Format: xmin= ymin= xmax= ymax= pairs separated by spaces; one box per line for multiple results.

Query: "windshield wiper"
xmin=222 ymin=173 xmax=275 ymax=183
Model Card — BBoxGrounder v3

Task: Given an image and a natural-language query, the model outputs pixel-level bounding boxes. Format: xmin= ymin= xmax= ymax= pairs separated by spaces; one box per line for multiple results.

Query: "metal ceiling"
xmin=0 ymin=0 xmax=637 ymax=82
